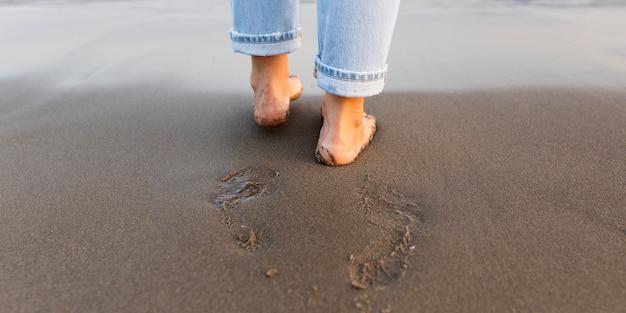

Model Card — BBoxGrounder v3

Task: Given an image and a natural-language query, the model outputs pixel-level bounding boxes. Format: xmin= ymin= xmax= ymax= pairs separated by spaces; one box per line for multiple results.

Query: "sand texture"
xmin=1 ymin=1 xmax=626 ymax=311
xmin=1 ymin=85 xmax=625 ymax=312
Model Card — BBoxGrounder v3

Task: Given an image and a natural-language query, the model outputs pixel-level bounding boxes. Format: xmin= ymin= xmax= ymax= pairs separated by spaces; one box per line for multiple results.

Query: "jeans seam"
xmin=230 ymin=25 xmax=302 ymax=44
xmin=315 ymin=56 xmax=387 ymax=82
xmin=316 ymin=71 xmax=386 ymax=97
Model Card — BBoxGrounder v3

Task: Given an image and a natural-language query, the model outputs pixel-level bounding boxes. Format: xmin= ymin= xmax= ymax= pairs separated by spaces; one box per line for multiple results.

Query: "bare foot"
xmin=315 ymin=94 xmax=377 ymax=166
xmin=250 ymin=55 xmax=303 ymax=127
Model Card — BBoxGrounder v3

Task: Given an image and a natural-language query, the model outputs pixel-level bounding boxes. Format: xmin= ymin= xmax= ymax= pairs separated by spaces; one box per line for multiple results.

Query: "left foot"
xmin=250 ymin=55 xmax=303 ymax=127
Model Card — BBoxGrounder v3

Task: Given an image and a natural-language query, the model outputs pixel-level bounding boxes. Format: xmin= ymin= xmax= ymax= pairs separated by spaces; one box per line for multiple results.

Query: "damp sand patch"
xmin=210 ymin=166 xmax=279 ymax=250
xmin=348 ymin=176 xmax=425 ymax=290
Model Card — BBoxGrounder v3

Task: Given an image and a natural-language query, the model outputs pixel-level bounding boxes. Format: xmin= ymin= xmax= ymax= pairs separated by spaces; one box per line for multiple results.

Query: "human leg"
xmin=316 ymin=0 xmax=400 ymax=165
xmin=230 ymin=0 xmax=303 ymax=127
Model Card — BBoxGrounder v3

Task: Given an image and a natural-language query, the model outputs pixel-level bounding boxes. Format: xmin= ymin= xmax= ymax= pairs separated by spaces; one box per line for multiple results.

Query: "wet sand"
xmin=1 ymin=84 xmax=625 ymax=312
xmin=2 ymin=0 xmax=626 ymax=312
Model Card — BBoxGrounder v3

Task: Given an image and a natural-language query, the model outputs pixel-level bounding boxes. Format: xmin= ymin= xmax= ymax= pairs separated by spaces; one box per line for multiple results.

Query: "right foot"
xmin=250 ymin=55 xmax=303 ymax=127
xmin=315 ymin=94 xmax=377 ymax=166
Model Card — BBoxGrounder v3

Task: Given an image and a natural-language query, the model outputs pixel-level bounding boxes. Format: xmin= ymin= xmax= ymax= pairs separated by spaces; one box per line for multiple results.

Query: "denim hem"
xmin=315 ymin=57 xmax=387 ymax=82
xmin=230 ymin=26 xmax=302 ymax=44
xmin=317 ymin=71 xmax=385 ymax=98
xmin=230 ymin=26 xmax=301 ymax=56
xmin=232 ymin=37 xmax=301 ymax=56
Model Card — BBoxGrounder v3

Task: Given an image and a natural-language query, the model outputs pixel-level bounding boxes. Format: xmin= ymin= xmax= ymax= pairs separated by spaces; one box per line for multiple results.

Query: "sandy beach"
xmin=1 ymin=1 xmax=625 ymax=312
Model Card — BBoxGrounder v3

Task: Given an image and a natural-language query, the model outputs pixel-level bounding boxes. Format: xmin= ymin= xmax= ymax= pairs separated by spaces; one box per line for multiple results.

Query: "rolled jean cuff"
xmin=315 ymin=57 xmax=387 ymax=97
xmin=230 ymin=26 xmax=302 ymax=56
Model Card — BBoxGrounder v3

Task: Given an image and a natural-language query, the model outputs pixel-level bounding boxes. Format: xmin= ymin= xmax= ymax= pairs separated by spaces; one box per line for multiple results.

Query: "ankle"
xmin=323 ymin=93 xmax=365 ymax=128
xmin=250 ymin=55 xmax=290 ymax=90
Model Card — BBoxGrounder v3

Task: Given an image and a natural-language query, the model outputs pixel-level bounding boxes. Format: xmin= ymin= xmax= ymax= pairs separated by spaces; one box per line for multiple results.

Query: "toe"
xmin=363 ymin=114 xmax=377 ymax=143
xmin=364 ymin=113 xmax=376 ymax=124
xmin=288 ymin=75 xmax=303 ymax=101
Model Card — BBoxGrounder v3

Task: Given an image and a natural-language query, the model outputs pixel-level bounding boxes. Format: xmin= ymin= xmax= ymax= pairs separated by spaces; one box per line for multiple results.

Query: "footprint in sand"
xmin=348 ymin=176 xmax=425 ymax=290
xmin=210 ymin=166 xmax=279 ymax=250
xmin=210 ymin=169 xmax=424 ymax=290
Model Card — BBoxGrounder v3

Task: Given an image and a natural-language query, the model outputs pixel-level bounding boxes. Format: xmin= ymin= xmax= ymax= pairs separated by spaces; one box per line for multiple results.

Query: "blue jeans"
xmin=230 ymin=0 xmax=401 ymax=98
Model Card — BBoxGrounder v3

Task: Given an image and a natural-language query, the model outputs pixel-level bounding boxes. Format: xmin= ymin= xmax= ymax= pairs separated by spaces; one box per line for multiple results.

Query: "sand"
xmin=1 ymin=84 xmax=625 ymax=312
xmin=1 ymin=1 xmax=626 ymax=312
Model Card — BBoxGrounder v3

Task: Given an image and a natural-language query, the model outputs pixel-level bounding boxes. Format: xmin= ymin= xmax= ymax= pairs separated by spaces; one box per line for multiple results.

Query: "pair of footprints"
xmin=210 ymin=166 xmax=425 ymax=289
